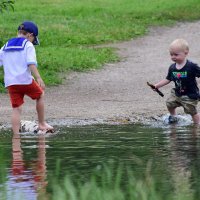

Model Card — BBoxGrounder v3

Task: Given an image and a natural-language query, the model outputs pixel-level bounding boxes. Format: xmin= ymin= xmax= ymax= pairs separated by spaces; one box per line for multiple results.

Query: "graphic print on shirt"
xmin=172 ymin=71 xmax=187 ymax=94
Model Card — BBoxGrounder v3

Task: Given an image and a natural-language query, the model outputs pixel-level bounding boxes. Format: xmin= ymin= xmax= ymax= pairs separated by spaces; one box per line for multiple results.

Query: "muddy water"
xmin=0 ymin=123 xmax=200 ymax=199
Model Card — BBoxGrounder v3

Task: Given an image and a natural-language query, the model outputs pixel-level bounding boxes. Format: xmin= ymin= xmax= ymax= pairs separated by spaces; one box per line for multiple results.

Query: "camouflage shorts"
xmin=166 ymin=89 xmax=198 ymax=116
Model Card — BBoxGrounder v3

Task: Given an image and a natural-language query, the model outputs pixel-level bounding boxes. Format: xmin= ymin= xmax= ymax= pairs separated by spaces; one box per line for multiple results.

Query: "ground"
xmin=1 ymin=21 xmax=200 ymax=127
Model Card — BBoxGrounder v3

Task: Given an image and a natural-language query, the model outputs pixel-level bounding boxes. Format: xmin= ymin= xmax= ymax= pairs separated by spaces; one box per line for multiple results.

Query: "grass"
xmin=50 ymin=163 xmax=160 ymax=200
xmin=0 ymin=160 xmax=196 ymax=200
xmin=0 ymin=0 xmax=200 ymax=91
xmin=49 ymin=162 xmax=195 ymax=200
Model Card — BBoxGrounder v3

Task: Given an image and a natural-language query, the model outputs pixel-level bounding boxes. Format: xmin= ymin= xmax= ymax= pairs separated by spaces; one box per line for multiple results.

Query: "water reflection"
xmin=5 ymin=134 xmax=48 ymax=200
xmin=167 ymin=125 xmax=200 ymax=200
xmin=1 ymin=124 xmax=200 ymax=200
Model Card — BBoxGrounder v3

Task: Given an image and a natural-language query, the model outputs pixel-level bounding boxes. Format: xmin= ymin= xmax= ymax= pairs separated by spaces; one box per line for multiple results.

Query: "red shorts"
xmin=8 ymin=80 xmax=43 ymax=108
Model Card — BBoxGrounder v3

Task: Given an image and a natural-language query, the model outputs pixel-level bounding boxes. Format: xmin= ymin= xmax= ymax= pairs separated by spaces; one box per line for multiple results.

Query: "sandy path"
xmin=1 ymin=21 xmax=200 ymax=126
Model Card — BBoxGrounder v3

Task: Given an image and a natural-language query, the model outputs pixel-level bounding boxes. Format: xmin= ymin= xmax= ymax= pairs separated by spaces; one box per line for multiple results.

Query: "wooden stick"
xmin=147 ymin=82 xmax=164 ymax=97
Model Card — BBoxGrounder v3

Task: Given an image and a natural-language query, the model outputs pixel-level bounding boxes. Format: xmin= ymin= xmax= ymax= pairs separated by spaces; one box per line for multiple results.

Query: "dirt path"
xmin=1 ymin=21 xmax=200 ymax=126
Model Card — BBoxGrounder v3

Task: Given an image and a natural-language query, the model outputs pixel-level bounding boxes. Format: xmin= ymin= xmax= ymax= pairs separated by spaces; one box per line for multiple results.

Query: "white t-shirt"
xmin=0 ymin=39 xmax=37 ymax=87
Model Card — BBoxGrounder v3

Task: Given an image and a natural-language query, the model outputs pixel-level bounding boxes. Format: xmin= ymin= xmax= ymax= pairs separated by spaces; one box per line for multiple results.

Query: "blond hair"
xmin=169 ymin=38 xmax=189 ymax=52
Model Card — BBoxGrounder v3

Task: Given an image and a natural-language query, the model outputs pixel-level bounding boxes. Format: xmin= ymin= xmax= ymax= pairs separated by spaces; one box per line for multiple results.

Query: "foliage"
xmin=0 ymin=0 xmax=14 ymax=12
xmin=50 ymin=161 xmax=195 ymax=200
xmin=50 ymin=163 xmax=162 ymax=200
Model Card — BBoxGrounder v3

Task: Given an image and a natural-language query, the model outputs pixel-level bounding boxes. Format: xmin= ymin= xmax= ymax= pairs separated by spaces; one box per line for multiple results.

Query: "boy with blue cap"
xmin=0 ymin=21 xmax=54 ymax=134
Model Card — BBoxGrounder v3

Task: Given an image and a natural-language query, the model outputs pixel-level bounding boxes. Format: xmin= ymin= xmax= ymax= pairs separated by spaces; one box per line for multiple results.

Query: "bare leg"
xmin=36 ymin=93 xmax=53 ymax=131
xmin=167 ymin=107 xmax=176 ymax=116
xmin=192 ymin=113 xmax=200 ymax=124
xmin=11 ymin=106 xmax=22 ymax=134
xmin=167 ymin=107 xmax=178 ymax=123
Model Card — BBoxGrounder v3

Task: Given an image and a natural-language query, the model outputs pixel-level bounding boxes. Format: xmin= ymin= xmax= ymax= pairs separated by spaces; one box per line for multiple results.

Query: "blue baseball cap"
xmin=18 ymin=21 xmax=39 ymax=45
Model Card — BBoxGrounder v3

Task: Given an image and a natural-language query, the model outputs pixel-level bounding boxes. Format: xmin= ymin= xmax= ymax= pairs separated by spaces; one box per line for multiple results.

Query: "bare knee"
xmin=13 ymin=106 xmax=22 ymax=114
xmin=192 ymin=113 xmax=200 ymax=124
xmin=37 ymin=92 xmax=45 ymax=101
xmin=167 ymin=106 xmax=176 ymax=115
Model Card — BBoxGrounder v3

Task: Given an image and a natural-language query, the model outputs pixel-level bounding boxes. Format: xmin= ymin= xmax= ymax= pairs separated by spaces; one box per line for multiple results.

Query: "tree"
xmin=0 ymin=0 xmax=14 ymax=12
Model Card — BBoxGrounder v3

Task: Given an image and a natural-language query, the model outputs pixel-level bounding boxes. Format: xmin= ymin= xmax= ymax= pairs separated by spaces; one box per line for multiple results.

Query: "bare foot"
xmin=38 ymin=122 xmax=54 ymax=133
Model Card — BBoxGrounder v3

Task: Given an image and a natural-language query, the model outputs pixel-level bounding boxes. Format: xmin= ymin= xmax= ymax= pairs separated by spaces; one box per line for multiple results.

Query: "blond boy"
xmin=154 ymin=39 xmax=200 ymax=124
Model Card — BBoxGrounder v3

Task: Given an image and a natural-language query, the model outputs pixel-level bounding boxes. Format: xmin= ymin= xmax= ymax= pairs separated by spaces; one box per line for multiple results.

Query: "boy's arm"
xmin=29 ymin=64 xmax=45 ymax=90
xmin=154 ymin=79 xmax=170 ymax=89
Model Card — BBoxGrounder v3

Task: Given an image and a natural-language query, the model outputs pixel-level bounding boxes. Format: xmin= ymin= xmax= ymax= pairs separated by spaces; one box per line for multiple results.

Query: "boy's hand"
xmin=36 ymin=77 xmax=45 ymax=90
xmin=29 ymin=64 xmax=46 ymax=89
xmin=147 ymin=82 xmax=164 ymax=97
